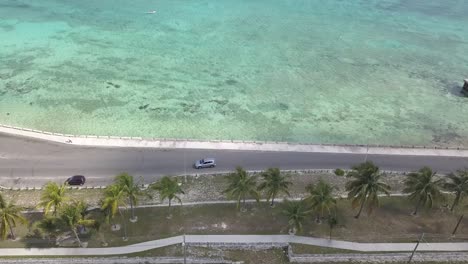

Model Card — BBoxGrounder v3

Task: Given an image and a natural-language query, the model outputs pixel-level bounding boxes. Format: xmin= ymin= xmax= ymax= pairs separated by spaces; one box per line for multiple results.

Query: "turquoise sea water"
xmin=1 ymin=0 xmax=468 ymax=146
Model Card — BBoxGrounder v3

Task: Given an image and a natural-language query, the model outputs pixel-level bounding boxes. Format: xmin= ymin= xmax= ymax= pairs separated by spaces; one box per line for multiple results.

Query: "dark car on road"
xmin=194 ymin=158 xmax=216 ymax=169
xmin=66 ymin=175 xmax=86 ymax=186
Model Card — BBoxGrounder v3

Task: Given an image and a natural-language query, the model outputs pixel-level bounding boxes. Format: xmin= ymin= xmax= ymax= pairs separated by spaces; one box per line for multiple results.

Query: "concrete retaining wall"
xmin=1 ymin=124 xmax=468 ymax=156
xmin=0 ymin=257 xmax=239 ymax=264
xmin=189 ymin=242 xmax=288 ymax=250
xmin=288 ymin=252 xmax=468 ymax=263
xmin=287 ymin=245 xmax=468 ymax=263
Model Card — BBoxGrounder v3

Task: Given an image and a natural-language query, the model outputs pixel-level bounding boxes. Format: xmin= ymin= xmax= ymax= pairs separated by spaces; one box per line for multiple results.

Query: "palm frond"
xmin=258 ymin=168 xmax=291 ymax=203
xmin=151 ymin=176 xmax=184 ymax=206
xmin=223 ymin=167 xmax=259 ymax=209
xmin=345 ymin=161 xmax=390 ymax=217
xmin=404 ymin=167 xmax=443 ymax=211
xmin=0 ymin=196 xmax=27 ymax=240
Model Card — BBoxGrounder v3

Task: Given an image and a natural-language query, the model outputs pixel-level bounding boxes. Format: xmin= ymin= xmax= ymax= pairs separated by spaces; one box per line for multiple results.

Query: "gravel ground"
xmin=2 ymin=189 xmax=105 ymax=210
xmin=158 ymin=171 xmax=410 ymax=205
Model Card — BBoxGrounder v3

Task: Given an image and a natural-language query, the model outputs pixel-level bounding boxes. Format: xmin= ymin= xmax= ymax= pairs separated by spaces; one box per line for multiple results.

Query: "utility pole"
xmin=183 ymin=234 xmax=187 ymax=264
xmin=408 ymin=233 xmax=424 ymax=263
xmin=452 ymin=214 xmax=464 ymax=236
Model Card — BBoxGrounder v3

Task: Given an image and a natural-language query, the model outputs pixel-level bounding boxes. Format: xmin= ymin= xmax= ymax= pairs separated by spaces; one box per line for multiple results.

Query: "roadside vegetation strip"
xmin=0 ymin=168 xmax=423 ymax=190
xmin=2 ymin=124 xmax=468 ymax=156
xmin=1 ymin=168 xmax=406 ymax=210
xmin=0 ymin=167 xmax=447 ymax=211
xmin=0 ymin=162 xmax=466 ymax=255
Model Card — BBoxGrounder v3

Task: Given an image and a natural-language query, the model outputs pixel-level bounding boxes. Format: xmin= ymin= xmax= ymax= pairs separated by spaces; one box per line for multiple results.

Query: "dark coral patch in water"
xmin=138 ymin=104 xmax=149 ymax=110
xmin=225 ymin=79 xmax=238 ymax=85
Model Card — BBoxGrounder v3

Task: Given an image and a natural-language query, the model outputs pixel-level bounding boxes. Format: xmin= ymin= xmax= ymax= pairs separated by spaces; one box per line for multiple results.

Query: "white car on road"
xmin=194 ymin=158 xmax=216 ymax=169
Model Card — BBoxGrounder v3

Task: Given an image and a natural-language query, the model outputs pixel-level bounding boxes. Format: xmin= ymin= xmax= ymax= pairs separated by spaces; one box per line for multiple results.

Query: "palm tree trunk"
xmin=8 ymin=221 xmax=15 ymax=240
xmin=167 ymin=198 xmax=172 ymax=216
xmin=130 ymin=199 xmax=135 ymax=219
xmin=239 ymin=195 xmax=247 ymax=212
xmin=319 ymin=208 xmax=325 ymax=223
xmin=270 ymin=190 xmax=278 ymax=207
xmin=72 ymin=227 xmax=82 ymax=247
xmin=119 ymin=209 xmax=127 ymax=240
xmin=450 ymin=194 xmax=461 ymax=211
xmin=355 ymin=199 xmax=366 ymax=219
xmin=413 ymin=198 xmax=423 ymax=215
xmin=295 ymin=221 xmax=301 ymax=234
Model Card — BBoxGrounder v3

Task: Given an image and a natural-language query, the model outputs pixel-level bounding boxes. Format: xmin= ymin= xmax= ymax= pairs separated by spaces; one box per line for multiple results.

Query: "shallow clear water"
xmin=1 ymin=0 xmax=468 ymax=146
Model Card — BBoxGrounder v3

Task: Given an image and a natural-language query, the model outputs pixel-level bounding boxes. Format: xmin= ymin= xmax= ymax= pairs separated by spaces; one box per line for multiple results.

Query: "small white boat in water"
xmin=146 ymin=10 xmax=156 ymax=14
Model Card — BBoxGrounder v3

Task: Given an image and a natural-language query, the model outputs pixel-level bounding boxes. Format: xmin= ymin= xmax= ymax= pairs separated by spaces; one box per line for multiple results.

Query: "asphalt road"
xmin=0 ymin=133 xmax=467 ymax=187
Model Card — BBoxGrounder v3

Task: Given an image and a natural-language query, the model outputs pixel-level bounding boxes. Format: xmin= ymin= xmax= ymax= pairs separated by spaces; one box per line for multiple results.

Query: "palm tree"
xmin=101 ymin=184 xmax=128 ymax=239
xmin=403 ymin=167 xmax=445 ymax=215
xmin=444 ymin=169 xmax=468 ymax=211
xmin=59 ymin=201 xmax=95 ymax=247
xmin=258 ymin=168 xmax=292 ymax=206
xmin=223 ymin=167 xmax=260 ymax=211
xmin=345 ymin=161 xmax=391 ymax=219
xmin=38 ymin=182 xmax=68 ymax=216
xmin=282 ymin=200 xmax=311 ymax=234
xmin=305 ymin=180 xmax=336 ymax=223
xmin=151 ymin=176 xmax=184 ymax=209
xmin=115 ymin=173 xmax=144 ymax=222
xmin=0 ymin=194 xmax=27 ymax=240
